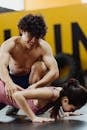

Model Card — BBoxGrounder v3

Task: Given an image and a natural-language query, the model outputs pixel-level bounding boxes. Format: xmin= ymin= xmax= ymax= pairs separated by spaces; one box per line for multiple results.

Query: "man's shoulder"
xmin=39 ymin=39 xmax=52 ymax=54
xmin=0 ymin=36 xmax=20 ymax=51
xmin=39 ymin=39 xmax=48 ymax=44
xmin=39 ymin=39 xmax=51 ymax=48
xmin=7 ymin=36 xmax=20 ymax=43
xmin=1 ymin=36 xmax=19 ymax=44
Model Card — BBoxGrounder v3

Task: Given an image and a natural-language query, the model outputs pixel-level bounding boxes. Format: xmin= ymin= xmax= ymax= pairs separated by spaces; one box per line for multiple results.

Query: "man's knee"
xmin=32 ymin=61 xmax=47 ymax=72
xmin=29 ymin=61 xmax=47 ymax=84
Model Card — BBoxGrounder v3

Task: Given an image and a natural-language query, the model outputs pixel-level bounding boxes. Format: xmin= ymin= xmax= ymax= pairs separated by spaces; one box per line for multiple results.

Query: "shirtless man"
xmin=0 ymin=14 xmax=59 ymax=115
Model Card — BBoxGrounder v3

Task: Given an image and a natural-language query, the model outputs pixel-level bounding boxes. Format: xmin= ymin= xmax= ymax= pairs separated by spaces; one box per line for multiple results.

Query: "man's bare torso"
xmin=8 ymin=37 xmax=44 ymax=75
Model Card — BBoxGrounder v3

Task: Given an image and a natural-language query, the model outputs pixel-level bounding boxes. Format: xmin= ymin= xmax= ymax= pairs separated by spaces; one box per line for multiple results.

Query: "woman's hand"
xmin=32 ymin=116 xmax=55 ymax=123
xmin=64 ymin=112 xmax=83 ymax=117
xmin=59 ymin=107 xmax=82 ymax=118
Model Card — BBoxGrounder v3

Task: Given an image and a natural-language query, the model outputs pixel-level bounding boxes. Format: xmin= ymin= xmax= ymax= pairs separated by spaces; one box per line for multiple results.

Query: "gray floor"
xmin=0 ymin=104 xmax=87 ymax=130
xmin=0 ymin=103 xmax=87 ymax=122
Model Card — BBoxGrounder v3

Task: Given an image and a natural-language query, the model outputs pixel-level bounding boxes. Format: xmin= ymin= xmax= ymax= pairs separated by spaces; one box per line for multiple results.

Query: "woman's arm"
xmin=12 ymin=87 xmax=57 ymax=122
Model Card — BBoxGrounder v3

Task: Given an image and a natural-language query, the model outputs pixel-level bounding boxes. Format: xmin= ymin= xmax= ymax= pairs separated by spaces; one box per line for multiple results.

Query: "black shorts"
xmin=9 ymin=73 xmax=30 ymax=89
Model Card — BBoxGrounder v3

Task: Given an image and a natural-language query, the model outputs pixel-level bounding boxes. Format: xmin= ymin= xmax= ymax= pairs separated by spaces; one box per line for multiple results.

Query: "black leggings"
xmin=9 ymin=73 xmax=30 ymax=89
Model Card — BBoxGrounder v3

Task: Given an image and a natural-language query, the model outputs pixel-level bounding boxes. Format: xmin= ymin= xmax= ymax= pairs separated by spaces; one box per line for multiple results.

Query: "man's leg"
xmin=6 ymin=106 xmax=19 ymax=115
xmin=0 ymin=103 xmax=6 ymax=110
xmin=29 ymin=61 xmax=47 ymax=84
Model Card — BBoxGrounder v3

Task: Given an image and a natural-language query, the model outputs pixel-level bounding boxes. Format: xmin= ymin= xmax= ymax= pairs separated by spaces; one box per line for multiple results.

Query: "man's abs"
xmin=9 ymin=63 xmax=31 ymax=76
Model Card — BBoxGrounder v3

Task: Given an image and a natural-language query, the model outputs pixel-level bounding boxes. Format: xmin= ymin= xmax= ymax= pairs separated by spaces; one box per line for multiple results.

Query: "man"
xmin=0 ymin=14 xmax=59 ymax=115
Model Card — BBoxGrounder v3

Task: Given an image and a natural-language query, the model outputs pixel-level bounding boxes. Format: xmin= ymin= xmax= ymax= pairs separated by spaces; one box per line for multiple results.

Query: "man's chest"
xmin=11 ymin=49 xmax=42 ymax=66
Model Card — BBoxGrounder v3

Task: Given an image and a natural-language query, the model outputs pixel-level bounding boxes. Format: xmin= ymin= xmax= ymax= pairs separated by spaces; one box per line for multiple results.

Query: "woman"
xmin=0 ymin=79 xmax=87 ymax=123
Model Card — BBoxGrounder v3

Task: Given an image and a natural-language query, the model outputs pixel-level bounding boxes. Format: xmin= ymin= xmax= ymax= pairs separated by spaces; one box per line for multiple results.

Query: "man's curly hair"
xmin=18 ymin=14 xmax=47 ymax=38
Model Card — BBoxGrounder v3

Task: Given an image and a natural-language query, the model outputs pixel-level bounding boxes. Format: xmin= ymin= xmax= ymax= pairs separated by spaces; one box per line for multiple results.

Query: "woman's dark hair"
xmin=50 ymin=78 xmax=87 ymax=120
xmin=18 ymin=14 xmax=47 ymax=38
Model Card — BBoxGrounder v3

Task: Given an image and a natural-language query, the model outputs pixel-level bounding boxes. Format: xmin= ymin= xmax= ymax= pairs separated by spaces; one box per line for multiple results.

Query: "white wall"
xmin=0 ymin=0 xmax=24 ymax=10
xmin=82 ymin=0 xmax=87 ymax=3
xmin=24 ymin=0 xmax=81 ymax=10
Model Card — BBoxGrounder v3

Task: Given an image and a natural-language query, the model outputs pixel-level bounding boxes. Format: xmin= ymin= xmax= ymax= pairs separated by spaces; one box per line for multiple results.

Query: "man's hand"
xmin=5 ymin=82 xmax=24 ymax=102
xmin=28 ymin=84 xmax=37 ymax=89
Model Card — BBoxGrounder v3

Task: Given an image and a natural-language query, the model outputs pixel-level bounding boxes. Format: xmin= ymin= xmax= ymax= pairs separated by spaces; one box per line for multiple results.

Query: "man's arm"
xmin=0 ymin=41 xmax=15 ymax=84
xmin=29 ymin=41 xmax=59 ymax=88
xmin=0 ymin=40 xmax=23 ymax=101
xmin=33 ymin=56 xmax=59 ymax=88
